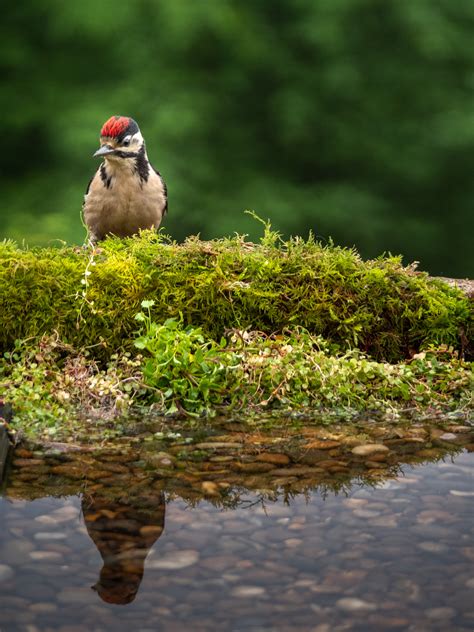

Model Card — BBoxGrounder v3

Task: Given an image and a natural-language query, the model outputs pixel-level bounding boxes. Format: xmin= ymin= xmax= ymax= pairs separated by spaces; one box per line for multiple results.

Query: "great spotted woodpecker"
xmin=83 ymin=116 xmax=167 ymax=244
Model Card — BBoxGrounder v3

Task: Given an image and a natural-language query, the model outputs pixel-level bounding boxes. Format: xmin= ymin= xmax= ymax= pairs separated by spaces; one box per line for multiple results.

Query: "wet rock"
xmin=34 ymin=532 xmax=68 ymax=541
xmin=12 ymin=458 xmax=46 ymax=467
xmin=410 ymin=524 xmax=452 ymax=539
xmin=305 ymin=440 xmax=341 ymax=450
xmin=269 ymin=476 xmax=299 ymax=487
xmin=145 ymin=452 xmax=175 ymax=468
xmin=50 ymin=464 xmax=85 ymax=479
xmin=310 ymin=583 xmax=341 ymax=594
xmin=315 ymin=459 xmax=348 ymax=469
xmin=417 ymin=541 xmax=448 ymax=553
xmin=416 ymin=449 xmax=442 ymax=458
xmin=209 ymin=455 xmax=235 ymax=463
xmin=425 ymin=606 xmax=456 ymax=619
xmin=352 ymin=444 xmax=389 ymax=456
xmin=201 ymin=481 xmax=220 ymax=495
xmin=85 ymin=469 xmax=115 ymax=481
xmin=343 ymin=498 xmax=368 ymax=508
xmin=29 ymin=602 xmax=58 ymax=613
xmin=438 ymin=433 xmax=457 ymax=441
xmin=462 ymin=547 xmax=474 ymax=562
xmin=270 ymin=467 xmax=323 ymax=477
xmin=416 ymin=510 xmax=456 ymax=525
xmin=364 ymin=460 xmax=388 ymax=469
xmin=147 ymin=549 xmax=199 ymax=570
xmin=14 ymin=448 xmax=33 ymax=458
xmin=447 ymin=424 xmax=472 ymax=432
xmin=200 ymin=555 xmax=240 ymax=572
xmin=353 ymin=509 xmax=381 ymax=518
xmin=35 ymin=505 xmax=78 ymax=524
xmin=0 ymin=563 xmax=14 ymax=582
xmin=231 ymin=585 xmax=266 ymax=597
xmin=367 ymin=615 xmax=410 ymax=628
xmin=336 ymin=597 xmax=377 ymax=612
xmin=57 ymin=587 xmax=95 ymax=604
xmin=233 ymin=462 xmax=276 ymax=473
xmin=29 ymin=551 xmax=64 ymax=561
xmin=372 ymin=516 xmax=398 ymax=528
xmin=387 ymin=437 xmax=426 ymax=445
xmin=194 ymin=442 xmax=243 ymax=450
xmin=0 ymin=539 xmax=35 ymax=564
xmin=255 ymin=452 xmax=290 ymax=465
xmin=99 ymin=462 xmax=131 ymax=473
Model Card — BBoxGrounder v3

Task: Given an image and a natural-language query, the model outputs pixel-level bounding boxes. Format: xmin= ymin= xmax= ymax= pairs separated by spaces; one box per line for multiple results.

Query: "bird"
xmin=83 ymin=116 xmax=167 ymax=244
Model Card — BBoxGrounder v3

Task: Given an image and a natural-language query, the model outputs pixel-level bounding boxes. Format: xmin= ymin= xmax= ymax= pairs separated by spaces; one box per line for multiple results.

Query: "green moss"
xmin=0 ymin=230 xmax=471 ymax=361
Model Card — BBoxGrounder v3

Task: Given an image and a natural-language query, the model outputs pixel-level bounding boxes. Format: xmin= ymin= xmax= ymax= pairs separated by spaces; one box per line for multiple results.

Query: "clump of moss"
xmin=0 ymin=228 xmax=471 ymax=362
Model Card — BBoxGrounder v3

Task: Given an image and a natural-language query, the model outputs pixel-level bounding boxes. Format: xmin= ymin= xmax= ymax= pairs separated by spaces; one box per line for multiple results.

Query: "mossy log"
xmin=0 ymin=233 xmax=472 ymax=362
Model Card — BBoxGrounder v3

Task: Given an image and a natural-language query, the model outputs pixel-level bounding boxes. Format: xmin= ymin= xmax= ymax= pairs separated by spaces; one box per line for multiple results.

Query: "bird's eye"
xmin=122 ymin=139 xmax=130 ymax=147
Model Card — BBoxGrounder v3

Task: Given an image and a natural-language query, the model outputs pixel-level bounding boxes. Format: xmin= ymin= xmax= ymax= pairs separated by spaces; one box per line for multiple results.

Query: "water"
xmin=1 ymin=421 xmax=473 ymax=631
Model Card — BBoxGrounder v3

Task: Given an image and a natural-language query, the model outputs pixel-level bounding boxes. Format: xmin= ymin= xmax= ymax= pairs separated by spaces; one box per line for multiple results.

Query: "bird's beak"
xmin=93 ymin=145 xmax=115 ymax=158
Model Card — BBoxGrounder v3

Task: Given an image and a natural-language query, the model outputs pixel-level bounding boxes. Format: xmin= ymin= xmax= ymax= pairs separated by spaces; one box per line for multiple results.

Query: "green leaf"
xmin=141 ymin=299 xmax=155 ymax=309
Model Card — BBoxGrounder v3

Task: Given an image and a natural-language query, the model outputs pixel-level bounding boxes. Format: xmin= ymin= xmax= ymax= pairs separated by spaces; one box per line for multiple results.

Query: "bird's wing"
xmin=83 ymin=175 xmax=94 ymax=205
xmin=152 ymin=166 xmax=168 ymax=215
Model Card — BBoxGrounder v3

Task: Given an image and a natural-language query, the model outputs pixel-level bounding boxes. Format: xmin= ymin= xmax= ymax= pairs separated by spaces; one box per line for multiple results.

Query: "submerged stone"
xmin=147 ymin=549 xmax=199 ymax=570
xmin=0 ymin=563 xmax=14 ymax=582
xmin=255 ymin=453 xmax=290 ymax=465
xmin=352 ymin=444 xmax=390 ymax=456
xmin=195 ymin=442 xmax=243 ymax=450
xmin=336 ymin=597 xmax=377 ymax=612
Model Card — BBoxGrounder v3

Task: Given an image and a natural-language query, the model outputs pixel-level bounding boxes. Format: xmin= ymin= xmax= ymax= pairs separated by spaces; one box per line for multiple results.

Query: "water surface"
xmin=1 ymin=420 xmax=473 ymax=631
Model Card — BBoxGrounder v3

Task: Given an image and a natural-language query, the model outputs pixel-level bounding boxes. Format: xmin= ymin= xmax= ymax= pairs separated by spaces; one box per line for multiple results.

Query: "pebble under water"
xmin=0 ymin=419 xmax=473 ymax=631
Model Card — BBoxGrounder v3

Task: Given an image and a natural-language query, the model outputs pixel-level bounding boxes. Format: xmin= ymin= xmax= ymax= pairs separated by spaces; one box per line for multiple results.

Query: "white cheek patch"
xmin=123 ymin=131 xmax=143 ymax=146
xmin=132 ymin=131 xmax=144 ymax=145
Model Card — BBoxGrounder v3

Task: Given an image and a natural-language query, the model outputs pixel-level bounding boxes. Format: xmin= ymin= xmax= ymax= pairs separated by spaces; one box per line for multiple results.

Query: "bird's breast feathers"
xmin=83 ymin=162 xmax=166 ymax=241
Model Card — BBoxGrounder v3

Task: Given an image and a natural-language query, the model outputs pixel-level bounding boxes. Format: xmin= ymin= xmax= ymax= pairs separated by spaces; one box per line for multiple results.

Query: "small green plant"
xmin=134 ymin=300 xmax=241 ymax=415
xmin=0 ymin=338 xmax=70 ymax=436
xmin=0 ymin=335 xmax=144 ymax=440
xmin=133 ymin=302 xmax=473 ymax=419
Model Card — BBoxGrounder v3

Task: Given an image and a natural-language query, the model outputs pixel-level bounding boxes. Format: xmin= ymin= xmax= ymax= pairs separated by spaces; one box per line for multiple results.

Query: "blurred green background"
xmin=2 ymin=0 xmax=474 ymax=276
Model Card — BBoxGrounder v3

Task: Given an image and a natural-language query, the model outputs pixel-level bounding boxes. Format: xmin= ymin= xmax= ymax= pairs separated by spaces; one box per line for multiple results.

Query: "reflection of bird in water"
xmin=81 ymin=492 xmax=165 ymax=605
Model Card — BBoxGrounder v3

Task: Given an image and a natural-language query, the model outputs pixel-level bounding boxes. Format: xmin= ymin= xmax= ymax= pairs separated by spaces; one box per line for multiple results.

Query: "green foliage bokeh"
xmin=2 ymin=0 xmax=474 ymax=276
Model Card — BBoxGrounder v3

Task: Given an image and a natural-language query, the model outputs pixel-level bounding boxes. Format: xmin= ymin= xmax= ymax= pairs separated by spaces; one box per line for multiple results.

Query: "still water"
xmin=0 ymin=421 xmax=473 ymax=631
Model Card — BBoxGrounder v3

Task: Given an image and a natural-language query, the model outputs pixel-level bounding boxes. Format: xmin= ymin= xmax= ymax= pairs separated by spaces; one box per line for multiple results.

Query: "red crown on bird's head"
xmin=100 ymin=116 xmax=132 ymax=138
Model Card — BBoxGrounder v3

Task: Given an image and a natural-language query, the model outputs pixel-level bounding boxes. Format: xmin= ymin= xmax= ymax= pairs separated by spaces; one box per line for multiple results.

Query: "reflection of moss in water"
xmin=4 ymin=421 xmax=472 ymax=508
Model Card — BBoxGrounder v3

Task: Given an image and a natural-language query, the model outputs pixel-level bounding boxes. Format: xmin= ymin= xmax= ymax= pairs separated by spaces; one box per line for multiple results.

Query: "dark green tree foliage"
xmin=2 ymin=0 xmax=474 ymax=276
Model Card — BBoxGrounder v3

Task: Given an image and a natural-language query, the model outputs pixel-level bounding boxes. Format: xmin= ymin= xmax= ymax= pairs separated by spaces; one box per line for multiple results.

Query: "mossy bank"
xmin=0 ymin=229 xmax=472 ymax=441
